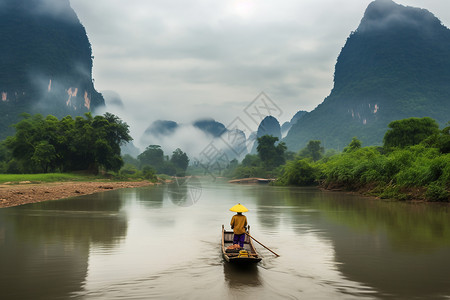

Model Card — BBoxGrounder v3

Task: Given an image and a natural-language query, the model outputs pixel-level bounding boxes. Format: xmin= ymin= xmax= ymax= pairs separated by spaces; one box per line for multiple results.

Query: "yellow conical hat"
xmin=229 ymin=203 xmax=249 ymax=213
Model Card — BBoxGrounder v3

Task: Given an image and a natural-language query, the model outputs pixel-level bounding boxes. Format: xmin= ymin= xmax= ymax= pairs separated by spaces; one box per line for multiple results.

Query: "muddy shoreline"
xmin=0 ymin=181 xmax=154 ymax=208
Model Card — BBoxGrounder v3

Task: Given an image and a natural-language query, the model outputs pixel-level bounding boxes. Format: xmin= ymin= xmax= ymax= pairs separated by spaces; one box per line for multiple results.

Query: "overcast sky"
xmin=69 ymin=0 xmax=450 ymax=144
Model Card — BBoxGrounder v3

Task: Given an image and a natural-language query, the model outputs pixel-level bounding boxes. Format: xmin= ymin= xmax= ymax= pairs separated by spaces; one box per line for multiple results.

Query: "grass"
xmin=0 ymin=173 xmax=101 ymax=184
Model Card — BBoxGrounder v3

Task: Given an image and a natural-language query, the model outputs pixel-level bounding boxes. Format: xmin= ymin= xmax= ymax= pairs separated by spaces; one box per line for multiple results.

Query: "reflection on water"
xmin=312 ymin=194 xmax=450 ymax=299
xmin=132 ymin=184 xmax=164 ymax=208
xmin=0 ymin=191 xmax=127 ymax=299
xmin=223 ymin=263 xmax=261 ymax=288
xmin=0 ymin=182 xmax=449 ymax=299
xmin=166 ymin=176 xmax=202 ymax=207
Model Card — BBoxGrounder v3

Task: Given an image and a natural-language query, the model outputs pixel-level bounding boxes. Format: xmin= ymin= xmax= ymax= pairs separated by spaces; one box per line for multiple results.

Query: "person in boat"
xmin=229 ymin=203 xmax=248 ymax=248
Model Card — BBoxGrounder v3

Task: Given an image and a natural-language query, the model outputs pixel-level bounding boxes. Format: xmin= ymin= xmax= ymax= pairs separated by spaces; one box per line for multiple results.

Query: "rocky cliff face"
xmin=284 ymin=0 xmax=450 ymax=151
xmin=0 ymin=0 xmax=104 ymax=140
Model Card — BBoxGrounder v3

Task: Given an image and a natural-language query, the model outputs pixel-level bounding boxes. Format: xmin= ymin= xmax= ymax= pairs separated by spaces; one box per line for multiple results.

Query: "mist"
xmin=71 ymin=0 xmax=450 ymax=158
xmin=97 ymin=92 xmax=254 ymax=162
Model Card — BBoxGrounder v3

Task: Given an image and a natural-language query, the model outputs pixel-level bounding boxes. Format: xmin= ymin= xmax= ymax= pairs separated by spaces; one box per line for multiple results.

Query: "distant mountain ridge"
xmin=193 ymin=119 xmax=227 ymax=138
xmin=144 ymin=120 xmax=179 ymax=137
xmin=250 ymin=116 xmax=282 ymax=153
xmin=0 ymin=0 xmax=104 ymax=140
xmin=285 ymin=0 xmax=450 ymax=151
xmin=281 ymin=110 xmax=307 ymax=136
xmin=140 ymin=118 xmax=249 ymax=160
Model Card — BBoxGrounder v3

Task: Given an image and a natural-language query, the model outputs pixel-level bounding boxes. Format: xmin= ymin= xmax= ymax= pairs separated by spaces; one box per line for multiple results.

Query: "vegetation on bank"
xmin=1 ymin=112 xmax=132 ymax=174
xmin=119 ymin=145 xmax=189 ymax=180
xmin=223 ymin=135 xmax=288 ymax=179
xmin=1 ymin=112 xmax=448 ymax=202
xmin=229 ymin=117 xmax=450 ymax=202
xmin=0 ymin=113 xmax=189 ymax=183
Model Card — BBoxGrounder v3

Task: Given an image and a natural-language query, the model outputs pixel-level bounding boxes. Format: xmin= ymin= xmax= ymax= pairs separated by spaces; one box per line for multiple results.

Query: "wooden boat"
xmin=222 ymin=225 xmax=262 ymax=264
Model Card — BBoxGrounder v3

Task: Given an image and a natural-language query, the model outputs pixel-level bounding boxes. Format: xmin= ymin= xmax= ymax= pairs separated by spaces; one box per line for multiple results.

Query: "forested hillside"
xmin=0 ymin=0 xmax=104 ymax=140
xmin=285 ymin=0 xmax=450 ymax=151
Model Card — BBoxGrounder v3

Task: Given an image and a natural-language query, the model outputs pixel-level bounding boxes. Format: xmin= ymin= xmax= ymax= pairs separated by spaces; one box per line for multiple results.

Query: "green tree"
xmin=0 ymin=141 xmax=12 ymax=173
xmin=5 ymin=113 xmax=131 ymax=173
xmin=383 ymin=117 xmax=440 ymax=149
xmin=298 ymin=140 xmax=324 ymax=161
xmin=426 ymin=122 xmax=450 ymax=154
xmin=437 ymin=123 xmax=450 ymax=153
xmin=170 ymin=148 xmax=189 ymax=175
xmin=66 ymin=113 xmax=131 ymax=173
xmin=230 ymin=154 xmax=264 ymax=179
xmin=90 ymin=113 xmax=132 ymax=172
xmin=241 ymin=154 xmax=261 ymax=167
xmin=142 ymin=165 xmax=157 ymax=180
xmin=103 ymin=113 xmax=132 ymax=154
xmin=5 ymin=113 xmax=44 ymax=169
xmin=31 ymin=141 xmax=56 ymax=173
xmin=159 ymin=161 xmax=177 ymax=176
xmin=138 ymin=145 xmax=165 ymax=171
xmin=122 ymin=154 xmax=139 ymax=168
xmin=256 ymin=135 xmax=287 ymax=169
xmin=344 ymin=137 xmax=362 ymax=153
xmin=279 ymin=159 xmax=317 ymax=186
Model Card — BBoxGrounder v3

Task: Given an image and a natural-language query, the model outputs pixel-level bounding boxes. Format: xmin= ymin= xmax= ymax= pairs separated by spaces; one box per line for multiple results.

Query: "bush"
xmin=120 ymin=163 xmax=138 ymax=176
xmin=142 ymin=166 xmax=157 ymax=180
xmin=232 ymin=165 xmax=265 ymax=179
xmin=384 ymin=149 xmax=414 ymax=178
xmin=379 ymin=185 xmax=409 ymax=201
xmin=320 ymin=147 xmax=383 ymax=188
xmin=395 ymin=165 xmax=428 ymax=187
xmin=425 ymin=182 xmax=449 ymax=202
xmin=435 ymin=155 xmax=450 ymax=188
xmin=6 ymin=159 xmax=22 ymax=174
xmin=360 ymin=156 xmax=388 ymax=183
xmin=278 ymin=159 xmax=318 ymax=186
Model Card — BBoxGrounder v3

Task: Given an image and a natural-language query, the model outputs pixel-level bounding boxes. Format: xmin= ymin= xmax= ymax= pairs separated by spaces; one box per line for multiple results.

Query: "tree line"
xmin=226 ymin=117 xmax=449 ymax=202
xmin=0 ymin=113 xmax=191 ymax=180
xmin=0 ymin=112 xmax=132 ymax=174
xmin=1 ymin=112 xmax=447 ymax=202
xmin=121 ymin=145 xmax=189 ymax=179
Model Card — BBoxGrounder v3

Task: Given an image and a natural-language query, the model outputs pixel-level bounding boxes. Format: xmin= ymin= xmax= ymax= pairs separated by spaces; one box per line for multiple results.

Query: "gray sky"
xmin=70 ymin=0 xmax=450 ymax=145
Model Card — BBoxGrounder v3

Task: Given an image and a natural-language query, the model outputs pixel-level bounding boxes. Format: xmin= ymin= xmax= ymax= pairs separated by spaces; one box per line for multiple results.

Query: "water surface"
xmin=0 ymin=180 xmax=449 ymax=299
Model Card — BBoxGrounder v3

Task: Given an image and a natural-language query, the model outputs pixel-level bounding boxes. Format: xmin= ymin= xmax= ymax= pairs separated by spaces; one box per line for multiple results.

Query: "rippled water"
xmin=0 ymin=179 xmax=449 ymax=299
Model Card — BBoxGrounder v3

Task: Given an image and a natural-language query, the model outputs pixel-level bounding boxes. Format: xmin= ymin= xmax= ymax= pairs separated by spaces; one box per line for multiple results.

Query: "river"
xmin=0 ymin=178 xmax=449 ymax=299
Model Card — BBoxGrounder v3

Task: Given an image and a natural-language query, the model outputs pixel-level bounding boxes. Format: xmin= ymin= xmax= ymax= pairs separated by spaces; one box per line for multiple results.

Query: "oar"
xmin=245 ymin=232 xmax=280 ymax=257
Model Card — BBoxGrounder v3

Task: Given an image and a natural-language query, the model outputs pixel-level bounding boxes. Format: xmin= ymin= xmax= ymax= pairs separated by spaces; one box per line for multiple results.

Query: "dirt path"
xmin=0 ymin=181 xmax=154 ymax=208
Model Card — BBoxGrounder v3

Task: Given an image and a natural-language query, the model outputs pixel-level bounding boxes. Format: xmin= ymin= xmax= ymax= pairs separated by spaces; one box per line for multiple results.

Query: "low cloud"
xmin=70 ymin=0 xmax=450 ymax=138
xmin=140 ymin=124 xmax=214 ymax=159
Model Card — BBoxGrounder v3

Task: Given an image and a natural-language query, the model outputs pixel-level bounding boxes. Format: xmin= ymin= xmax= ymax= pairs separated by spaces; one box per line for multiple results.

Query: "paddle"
xmin=245 ymin=232 xmax=280 ymax=257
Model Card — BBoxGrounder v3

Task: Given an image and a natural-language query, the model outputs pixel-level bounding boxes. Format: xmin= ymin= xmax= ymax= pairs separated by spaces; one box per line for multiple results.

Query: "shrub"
xmin=6 ymin=159 xmax=22 ymax=174
xmin=379 ymin=185 xmax=409 ymax=201
xmin=120 ymin=163 xmax=138 ymax=176
xmin=384 ymin=149 xmax=414 ymax=178
xmin=279 ymin=159 xmax=318 ymax=186
xmin=142 ymin=166 xmax=157 ymax=180
xmin=232 ymin=165 xmax=266 ymax=179
xmin=425 ymin=182 xmax=449 ymax=202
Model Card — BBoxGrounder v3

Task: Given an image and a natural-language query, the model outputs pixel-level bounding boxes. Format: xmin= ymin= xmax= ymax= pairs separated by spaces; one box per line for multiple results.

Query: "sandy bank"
xmin=0 ymin=181 xmax=154 ymax=208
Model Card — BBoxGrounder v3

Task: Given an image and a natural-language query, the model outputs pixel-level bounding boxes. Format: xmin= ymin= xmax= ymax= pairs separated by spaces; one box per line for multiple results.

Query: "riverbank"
xmin=0 ymin=181 xmax=154 ymax=208
xmin=320 ymin=181 xmax=450 ymax=203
